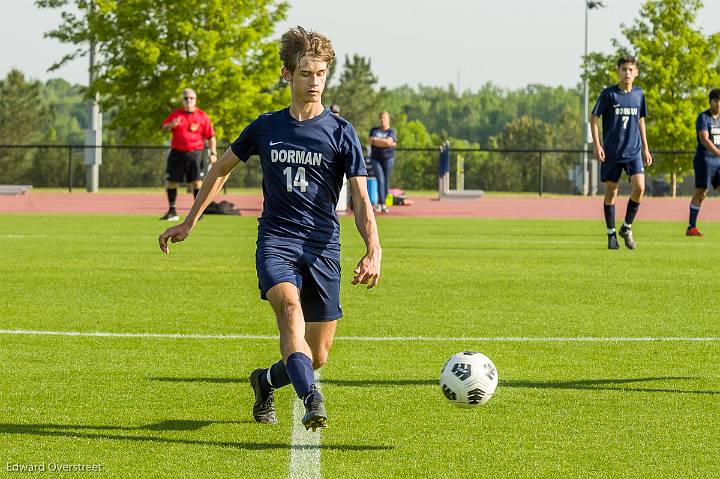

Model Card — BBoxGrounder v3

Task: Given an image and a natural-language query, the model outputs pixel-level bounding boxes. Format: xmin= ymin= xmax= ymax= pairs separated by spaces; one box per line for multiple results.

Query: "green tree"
xmin=487 ymin=112 xmax=580 ymax=193
xmin=0 ymin=69 xmax=52 ymax=144
xmin=584 ymin=0 xmax=720 ymax=196
xmin=36 ymin=0 xmax=290 ymax=143
xmin=485 ymin=116 xmax=555 ymax=192
xmin=384 ymin=83 xmax=582 ymax=149
xmin=0 ymin=69 xmax=57 ymax=184
xmin=324 ymin=54 xmax=381 ymax=138
xmin=390 ymin=113 xmax=436 ymax=190
xmin=42 ymin=78 xmax=86 ymax=144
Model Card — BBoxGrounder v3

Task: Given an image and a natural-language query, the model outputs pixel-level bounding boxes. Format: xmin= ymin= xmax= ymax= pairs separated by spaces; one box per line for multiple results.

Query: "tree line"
xmin=0 ymin=66 xmax=586 ymax=191
xmin=1 ymin=0 xmax=718 ymax=193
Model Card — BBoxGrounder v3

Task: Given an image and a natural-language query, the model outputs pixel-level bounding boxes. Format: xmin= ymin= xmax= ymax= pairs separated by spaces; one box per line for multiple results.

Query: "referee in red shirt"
xmin=160 ymin=88 xmax=217 ymax=220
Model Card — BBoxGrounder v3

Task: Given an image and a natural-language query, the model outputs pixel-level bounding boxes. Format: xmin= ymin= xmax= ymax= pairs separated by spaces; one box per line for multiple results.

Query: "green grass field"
xmin=1 ymin=214 xmax=719 ymax=478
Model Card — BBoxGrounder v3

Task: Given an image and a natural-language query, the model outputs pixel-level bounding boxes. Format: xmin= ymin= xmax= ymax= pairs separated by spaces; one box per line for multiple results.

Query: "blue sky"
xmin=3 ymin=0 xmax=720 ymax=91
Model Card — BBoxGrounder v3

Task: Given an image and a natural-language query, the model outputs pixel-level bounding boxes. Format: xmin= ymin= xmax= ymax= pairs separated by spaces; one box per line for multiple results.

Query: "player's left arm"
xmin=638 ymin=117 xmax=653 ymax=166
xmin=349 ymin=176 xmax=382 ymax=288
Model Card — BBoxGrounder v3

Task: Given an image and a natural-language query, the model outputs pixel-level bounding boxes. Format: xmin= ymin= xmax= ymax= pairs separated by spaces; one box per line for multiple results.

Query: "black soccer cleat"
xmin=607 ymin=234 xmax=620 ymax=250
xmin=249 ymin=368 xmax=277 ymax=424
xmin=302 ymin=385 xmax=327 ymax=431
xmin=619 ymin=226 xmax=636 ymax=250
xmin=160 ymin=208 xmax=179 ymax=221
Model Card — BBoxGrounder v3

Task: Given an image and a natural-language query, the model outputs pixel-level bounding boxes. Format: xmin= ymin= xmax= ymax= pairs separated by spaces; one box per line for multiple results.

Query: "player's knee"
xmin=282 ymin=300 xmax=302 ymax=320
xmin=312 ymin=350 xmax=328 ymax=369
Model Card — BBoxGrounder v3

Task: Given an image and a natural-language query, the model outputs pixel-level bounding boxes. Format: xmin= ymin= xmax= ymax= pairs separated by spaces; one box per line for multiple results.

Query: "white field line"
xmin=1 ymin=234 xmax=705 ymax=248
xmin=0 ymin=329 xmax=720 ymax=342
xmin=288 ymin=371 xmax=322 ymax=479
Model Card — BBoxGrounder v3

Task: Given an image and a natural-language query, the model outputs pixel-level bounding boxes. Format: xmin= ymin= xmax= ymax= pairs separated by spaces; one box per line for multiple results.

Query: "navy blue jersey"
xmin=369 ymin=127 xmax=397 ymax=160
xmin=695 ymin=109 xmax=720 ymax=160
xmin=230 ymin=108 xmax=366 ymax=256
xmin=592 ymin=85 xmax=647 ymax=162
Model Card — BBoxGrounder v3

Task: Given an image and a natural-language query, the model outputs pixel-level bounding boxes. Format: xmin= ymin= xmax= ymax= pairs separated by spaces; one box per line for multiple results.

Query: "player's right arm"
xmin=590 ymin=90 xmax=606 ymax=162
xmin=590 ymin=115 xmax=605 ymax=162
xmin=158 ymin=148 xmax=240 ymax=254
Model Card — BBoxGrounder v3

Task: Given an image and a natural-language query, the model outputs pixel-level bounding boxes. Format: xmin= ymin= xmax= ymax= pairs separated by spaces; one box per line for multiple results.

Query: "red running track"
xmin=1 ymin=192 xmax=719 ymax=221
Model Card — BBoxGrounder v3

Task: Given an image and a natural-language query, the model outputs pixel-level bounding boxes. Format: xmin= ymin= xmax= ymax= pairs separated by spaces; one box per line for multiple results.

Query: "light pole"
xmin=84 ymin=0 xmax=102 ymax=192
xmin=583 ymin=1 xmax=604 ymax=196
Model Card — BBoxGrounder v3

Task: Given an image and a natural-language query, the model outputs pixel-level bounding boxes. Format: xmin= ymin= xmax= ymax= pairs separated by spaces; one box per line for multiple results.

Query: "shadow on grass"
xmin=328 ymin=376 xmax=720 ymax=395
xmin=503 ymin=376 xmax=720 ymax=395
xmin=150 ymin=375 xmax=719 ymax=395
xmin=0 ymin=419 xmax=247 ymax=432
xmin=0 ymin=421 xmax=393 ymax=451
xmin=150 ymin=376 xmax=247 ymax=384
xmin=151 ymin=377 xmax=428 ymax=387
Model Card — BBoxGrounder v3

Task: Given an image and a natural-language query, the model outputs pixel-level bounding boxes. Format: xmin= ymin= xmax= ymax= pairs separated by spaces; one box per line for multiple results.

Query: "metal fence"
xmin=0 ymin=144 xmax=264 ymax=191
xmin=0 ymin=144 xmax=697 ymax=195
xmin=394 ymin=147 xmax=697 ymax=196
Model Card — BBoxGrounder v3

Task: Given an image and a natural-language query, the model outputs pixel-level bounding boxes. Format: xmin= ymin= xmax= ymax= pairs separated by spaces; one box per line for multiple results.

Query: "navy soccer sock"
xmin=166 ymin=188 xmax=177 ymax=209
xmin=259 ymin=359 xmax=291 ymax=393
xmin=285 ymin=352 xmax=315 ymax=399
xmin=689 ymin=203 xmax=701 ymax=228
xmin=603 ymin=203 xmax=616 ymax=234
xmin=624 ymin=199 xmax=640 ymax=227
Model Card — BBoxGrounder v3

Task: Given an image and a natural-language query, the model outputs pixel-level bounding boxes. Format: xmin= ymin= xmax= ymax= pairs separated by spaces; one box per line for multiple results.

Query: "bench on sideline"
xmin=0 ymin=185 xmax=33 ymax=196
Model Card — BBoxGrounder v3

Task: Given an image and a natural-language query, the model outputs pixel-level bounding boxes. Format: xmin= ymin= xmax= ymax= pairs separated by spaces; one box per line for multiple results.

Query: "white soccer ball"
xmin=440 ymin=351 xmax=498 ymax=408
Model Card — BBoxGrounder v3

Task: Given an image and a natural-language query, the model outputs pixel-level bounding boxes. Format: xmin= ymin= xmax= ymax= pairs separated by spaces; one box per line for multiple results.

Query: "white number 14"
xmin=283 ymin=167 xmax=309 ymax=193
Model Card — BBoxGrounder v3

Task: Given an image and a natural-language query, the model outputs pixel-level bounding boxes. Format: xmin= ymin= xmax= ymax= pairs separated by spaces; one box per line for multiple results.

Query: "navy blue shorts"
xmin=694 ymin=156 xmax=720 ymax=190
xmin=255 ymin=241 xmax=342 ymax=322
xmin=600 ymin=157 xmax=645 ymax=183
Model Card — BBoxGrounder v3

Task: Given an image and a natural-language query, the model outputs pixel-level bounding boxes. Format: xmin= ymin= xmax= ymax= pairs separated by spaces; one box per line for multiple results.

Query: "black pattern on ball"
xmin=451 ymin=363 xmax=472 ymax=381
xmin=441 ymin=384 xmax=456 ymax=401
xmin=467 ymin=388 xmax=485 ymax=404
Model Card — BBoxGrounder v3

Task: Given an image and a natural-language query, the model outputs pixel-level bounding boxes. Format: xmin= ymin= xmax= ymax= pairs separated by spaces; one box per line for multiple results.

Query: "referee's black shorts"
xmin=165 ymin=149 xmax=203 ymax=183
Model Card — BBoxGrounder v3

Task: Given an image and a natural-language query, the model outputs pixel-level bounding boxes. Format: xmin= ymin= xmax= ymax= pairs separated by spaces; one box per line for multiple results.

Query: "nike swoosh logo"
xmin=269 ymin=141 xmax=283 ymax=146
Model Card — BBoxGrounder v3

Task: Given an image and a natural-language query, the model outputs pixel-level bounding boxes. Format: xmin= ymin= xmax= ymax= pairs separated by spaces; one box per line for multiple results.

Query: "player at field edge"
xmin=686 ymin=88 xmax=720 ymax=237
xmin=160 ymin=88 xmax=217 ymax=221
xmin=590 ymin=55 xmax=653 ymax=250
xmin=158 ymin=26 xmax=382 ymax=431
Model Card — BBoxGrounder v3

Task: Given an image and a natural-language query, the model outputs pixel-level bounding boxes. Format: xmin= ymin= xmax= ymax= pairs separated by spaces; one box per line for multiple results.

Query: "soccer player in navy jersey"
xmin=591 ymin=56 xmax=653 ymax=250
xmin=158 ymin=27 xmax=382 ymax=431
xmin=686 ymin=88 xmax=720 ymax=237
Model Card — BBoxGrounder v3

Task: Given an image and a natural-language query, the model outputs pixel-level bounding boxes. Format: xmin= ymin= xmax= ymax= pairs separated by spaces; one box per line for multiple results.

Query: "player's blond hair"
xmin=279 ymin=27 xmax=335 ymax=73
